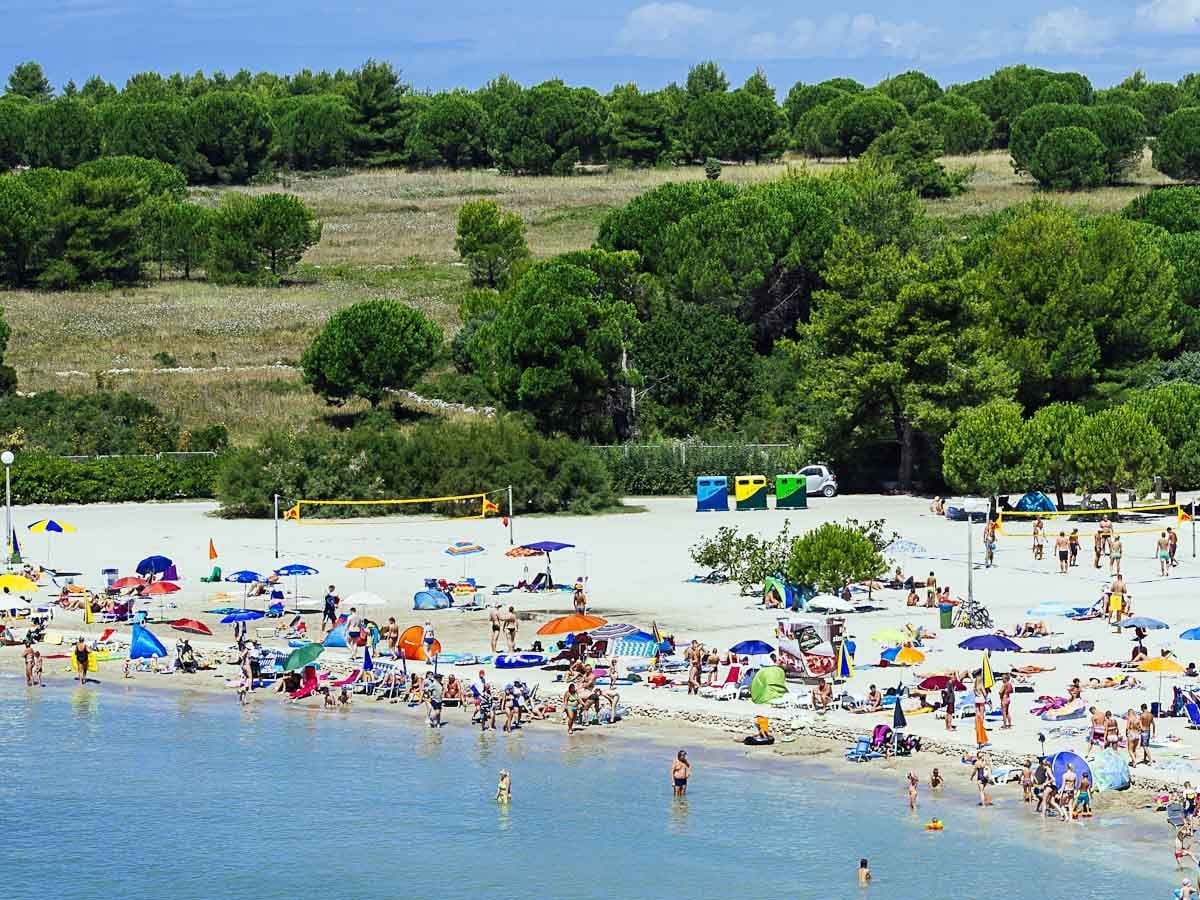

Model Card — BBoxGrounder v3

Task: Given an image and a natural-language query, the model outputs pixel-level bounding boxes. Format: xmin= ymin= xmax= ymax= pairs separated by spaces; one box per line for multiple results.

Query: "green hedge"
xmin=594 ymin=441 xmax=808 ymax=495
xmin=11 ymin=452 xmax=219 ymax=504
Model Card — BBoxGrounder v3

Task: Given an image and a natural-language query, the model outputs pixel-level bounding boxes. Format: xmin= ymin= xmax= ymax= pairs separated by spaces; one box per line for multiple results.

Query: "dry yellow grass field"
xmin=2 ymin=151 xmax=1168 ymax=441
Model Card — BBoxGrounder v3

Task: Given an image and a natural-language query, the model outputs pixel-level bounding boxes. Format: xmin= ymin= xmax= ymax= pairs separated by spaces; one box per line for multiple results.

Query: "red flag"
xmin=208 ymin=538 xmax=218 ymax=560
xmin=482 ymin=498 xmax=499 ymax=515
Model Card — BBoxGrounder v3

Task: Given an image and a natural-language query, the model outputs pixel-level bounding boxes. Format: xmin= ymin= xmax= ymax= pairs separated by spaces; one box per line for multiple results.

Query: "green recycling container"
xmin=939 ymin=603 xmax=954 ymax=629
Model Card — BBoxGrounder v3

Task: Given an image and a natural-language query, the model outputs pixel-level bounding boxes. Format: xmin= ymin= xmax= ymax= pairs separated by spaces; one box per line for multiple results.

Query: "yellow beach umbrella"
xmin=894 ymin=645 xmax=926 ymax=666
xmin=0 ymin=572 xmax=37 ymax=594
xmin=981 ymin=650 xmax=995 ymax=691
xmin=345 ymin=555 xmax=385 ymax=589
xmin=870 ymin=628 xmax=910 ymax=644
xmin=1141 ymin=656 xmax=1185 ymax=707
xmin=28 ymin=518 xmax=76 ymax=566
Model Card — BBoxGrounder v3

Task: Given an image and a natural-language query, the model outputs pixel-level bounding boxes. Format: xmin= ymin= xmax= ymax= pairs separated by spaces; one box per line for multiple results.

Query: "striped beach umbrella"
xmin=836 ymin=641 xmax=854 ymax=682
xmin=28 ymin=518 xmax=75 ymax=565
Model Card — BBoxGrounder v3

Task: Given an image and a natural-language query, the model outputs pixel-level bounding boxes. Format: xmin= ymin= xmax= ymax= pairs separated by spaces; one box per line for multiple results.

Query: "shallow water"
xmin=0 ymin=678 xmax=1180 ymax=900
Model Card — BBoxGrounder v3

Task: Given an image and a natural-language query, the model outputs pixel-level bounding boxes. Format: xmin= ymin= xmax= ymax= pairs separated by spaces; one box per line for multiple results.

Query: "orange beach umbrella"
xmin=537 ymin=613 xmax=607 ymax=636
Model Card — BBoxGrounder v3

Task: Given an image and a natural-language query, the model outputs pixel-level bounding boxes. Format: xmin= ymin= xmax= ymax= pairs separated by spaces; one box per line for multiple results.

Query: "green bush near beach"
xmin=11 ymin=451 xmax=219 ymax=503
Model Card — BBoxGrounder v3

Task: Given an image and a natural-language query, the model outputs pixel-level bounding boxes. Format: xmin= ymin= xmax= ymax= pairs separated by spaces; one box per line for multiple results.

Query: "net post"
xmin=508 ymin=485 xmax=514 ymax=546
xmin=273 ymin=493 xmax=279 ymax=559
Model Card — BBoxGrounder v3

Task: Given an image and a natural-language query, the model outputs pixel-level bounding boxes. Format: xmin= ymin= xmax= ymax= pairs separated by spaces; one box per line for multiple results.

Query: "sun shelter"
xmin=1015 ymin=491 xmax=1057 ymax=513
xmin=517 ymin=540 xmax=575 ymax=588
xmin=763 ymin=575 xmax=805 ymax=611
xmin=128 ymin=623 xmax=168 ymax=660
xmin=1050 ymin=750 xmax=1093 ymax=791
xmin=413 ymin=589 xmax=451 ymax=610
xmin=749 ymin=666 xmax=788 ymax=704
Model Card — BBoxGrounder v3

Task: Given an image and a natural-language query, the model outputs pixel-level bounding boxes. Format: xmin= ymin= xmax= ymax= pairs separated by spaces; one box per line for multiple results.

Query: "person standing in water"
xmin=858 ymin=859 xmax=871 ymax=886
xmin=671 ymin=749 xmax=691 ymax=797
xmin=496 ymin=770 xmax=511 ymax=803
xmin=906 ymin=772 xmax=918 ymax=811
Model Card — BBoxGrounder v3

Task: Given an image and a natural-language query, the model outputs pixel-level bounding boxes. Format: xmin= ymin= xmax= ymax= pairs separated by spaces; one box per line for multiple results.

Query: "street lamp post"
xmin=2 ymin=450 xmax=13 ymax=565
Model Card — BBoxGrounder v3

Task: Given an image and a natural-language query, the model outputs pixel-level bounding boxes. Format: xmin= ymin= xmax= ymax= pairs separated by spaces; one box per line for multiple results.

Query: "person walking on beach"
xmin=1110 ymin=534 xmax=1124 ymax=576
xmin=572 ymin=582 xmax=588 ymax=614
xmin=1176 ymin=826 xmax=1198 ymax=870
xmin=74 ymin=636 xmax=90 ymax=686
xmin=1093 ymin=529 xmax=1104 ymax=569
xmin=564 ymin=682 xmax=580 ymax=734
xmin=1000 ymin=673 xmax=1013 ymax=729
xmin=1099 ymin=515 xmax=1113 ymax=553
xmin=906 ymin=771 xmax=919 ymax=811
xmin=983 ymin=520 xmax=996 ymax=568
xmin=1055 ymin=531 xmax=1070 ymax=574
xmin=671 ymin=750 xmax=691 ymax=797
xmin=503 ymin=606 xmax=518 ymax=652
xmin=1060 ymin=763 xmax=1077 ymax=820
xmin=1069 ymin=528 xmax=1080 ymax=567
xmin=1032 ymin=517 xmax=1045 ymax=561
xmin=942 ymin=681 xmax=956 ymax=731
xmin=1086 ymin=706 xmax=1106 ymax=759
xmin=383 ymin=617 xmax=399 ymax=657
xmin=925 ymin=571 xmax=937 ymax=606
xmin=686 ymin=641 xmax=701 ymax=695
xmin=1170 ymin=527 xmax=1180 ymax=568
xmin=1141 ymin=703 xmax=1156 ymax=765
xmin=1108 ymin=575 xmax=1128 ymax=627
xmin=322 ymin=585 xmax=339 ymax=632
xmin=488 ymin=604 xmax=501 ymax=654
xmin=22 ymin=640 xmax=34 ymax=686
xmin=1159 ymin=531 xmax=1172 ymax=577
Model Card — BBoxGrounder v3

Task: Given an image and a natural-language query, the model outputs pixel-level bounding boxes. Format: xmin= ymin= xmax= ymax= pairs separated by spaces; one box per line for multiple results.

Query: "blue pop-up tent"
xmin=323 ymin=623 xmax=349 ymax=648
xmin=1015 ymin=491 xmax=1057 ymax=513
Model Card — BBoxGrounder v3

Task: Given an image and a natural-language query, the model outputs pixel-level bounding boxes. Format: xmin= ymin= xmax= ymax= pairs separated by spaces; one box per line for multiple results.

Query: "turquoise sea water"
xmin=0 ymin=677 xmax=1179 ymax=900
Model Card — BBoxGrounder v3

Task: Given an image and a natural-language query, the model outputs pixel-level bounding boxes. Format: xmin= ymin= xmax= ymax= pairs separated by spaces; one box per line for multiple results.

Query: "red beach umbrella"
xmin=143 ymin=581 xmax=181 ymax=595
xmin=170 ymin=618 xmax=213 ymax=636
xmin=111 ymin=576 xmax=148 ymax=590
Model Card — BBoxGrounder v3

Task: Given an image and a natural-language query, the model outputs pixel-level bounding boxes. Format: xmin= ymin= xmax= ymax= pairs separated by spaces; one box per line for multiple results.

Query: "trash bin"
xmin=939 ymin=603 xmax=954 ymax=629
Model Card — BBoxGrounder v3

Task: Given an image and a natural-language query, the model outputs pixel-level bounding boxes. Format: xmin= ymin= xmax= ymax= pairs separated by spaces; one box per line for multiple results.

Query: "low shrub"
xmin=11 ymin=452 xmax=219 ymax=503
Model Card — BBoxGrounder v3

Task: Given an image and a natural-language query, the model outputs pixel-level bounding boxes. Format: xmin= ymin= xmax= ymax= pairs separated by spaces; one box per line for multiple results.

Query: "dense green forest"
xmin=3 ymin=59 xmax=1200 ymax=185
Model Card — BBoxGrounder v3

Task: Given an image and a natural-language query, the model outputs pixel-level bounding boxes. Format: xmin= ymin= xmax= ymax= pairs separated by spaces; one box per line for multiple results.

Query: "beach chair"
xmin=331 ymin=669 xmax=362 ymax=688
xmin=699 ymin=665 xmax=740 ymax=698
xmin=1185 ymin=701 xmax=1200 ymax=730
xmin=200 ymin=566 xmax=222 ymax=583
xmin=846 ymin=737 xmax=883 ymax=763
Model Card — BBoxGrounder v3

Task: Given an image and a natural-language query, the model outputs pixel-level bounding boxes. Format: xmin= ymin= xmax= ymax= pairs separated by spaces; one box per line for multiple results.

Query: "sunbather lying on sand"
xmin=1012 ymin=665 xmax=1055 ymax=674
xmin=1001 ymin=621 xmax=1050 ymax=638
xmin=1087 ymin=675 xmax=1140 ymax=689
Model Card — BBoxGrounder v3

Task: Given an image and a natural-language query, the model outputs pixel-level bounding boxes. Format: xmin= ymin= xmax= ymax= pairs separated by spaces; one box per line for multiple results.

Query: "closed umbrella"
xmin=893 ymin=686 xmax=908 ymax=731
xmin=283 ymin=642 xmax=324 ymax=672
xmin=836 ymin=641 xmax=854 ymax=682
xmin=981 ymin=651 xmax=995 ymax=690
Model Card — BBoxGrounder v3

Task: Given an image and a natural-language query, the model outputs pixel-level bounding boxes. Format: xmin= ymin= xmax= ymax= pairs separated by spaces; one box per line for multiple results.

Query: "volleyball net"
xmin=996 ymin=502 xmax=1189 ymax=537
xmin=284 ymin=488 xmax=509 ymax=525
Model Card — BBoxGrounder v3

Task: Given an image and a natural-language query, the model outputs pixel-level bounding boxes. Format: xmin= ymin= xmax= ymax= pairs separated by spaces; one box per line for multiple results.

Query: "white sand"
xmin=8 ymin=493 xmax=1200 ymax=789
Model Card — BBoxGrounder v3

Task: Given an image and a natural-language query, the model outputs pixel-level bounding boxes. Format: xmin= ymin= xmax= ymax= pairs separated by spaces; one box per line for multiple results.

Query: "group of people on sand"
xmin=1027 ymin=515 xmax=1179 ymax=579
xmin=683 ymin=641 xmax=759 ymax=694
xmin=487 ymin=603 xmax=520 ymax=653
xmin=1085 ymin=703 xmax=1157 ymax=767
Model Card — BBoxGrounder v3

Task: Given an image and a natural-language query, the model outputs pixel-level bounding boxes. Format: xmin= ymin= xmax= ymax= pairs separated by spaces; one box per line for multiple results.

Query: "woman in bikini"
xmin=1125 ymin=708 xmax=1141 ymax=766
xmin=1104 ymin=711 xmax=1121 ymax=752
xmin=564 ymin=682 xmax=580 ymax=734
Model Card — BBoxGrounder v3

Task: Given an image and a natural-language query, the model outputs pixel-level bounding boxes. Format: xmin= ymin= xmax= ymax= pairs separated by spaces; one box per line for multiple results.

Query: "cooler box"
xmin=735 ymin=475 xmax=768 ymax=511
xmin=775 ymin=474 xmax=808 ymax=510
xmin=696 ymin=476 xmax=729 ymax=512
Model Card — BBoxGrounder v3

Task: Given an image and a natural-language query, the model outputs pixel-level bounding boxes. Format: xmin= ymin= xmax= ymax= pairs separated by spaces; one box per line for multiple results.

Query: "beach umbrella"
xmin=169 ymin=618 xmax=212 ymax=636
xmin=225 ymin=569 xmax=263 ymax=603
xmin=981 ymin=651 xmax=995 ymax=691
xmin=344 ymin=590 xmax=385 ymax=607
xmin=958 ymin=634 xmax=1021 ymax=652
xmin=894 ymin=645 xmax=926 ymax=666
xmin=918 ymin=675 xmax=965 ymax=691
xmin=518 ymin=540 xmax=575 ymax=587
xmin=283 ymin=642 xmax=324 ymax=672
xmin=893 ymin=688 xmax=908 ymax=730
xmin=136 ymin=555 xmax=173 ymax=576
xmin=275 ymin=563 xmax=318 ymax=601
xmin=589 ymin=622 xmax=639 ymax=642
xmin=537 ymin=613 xmax=606 ymax=636
xmin=444 ymin=541 xmax=485 ymax=578
xmin=836 ymin=641 xmax=854 ymax=682
xmin=143 ymin=581 xmax=180 ymax=595
xmin=345 ymin=555 xmax=385 ymax=590
xmin=1140 ymin=656 xmax=1185 ymax=707
xmin=111 ymin=576 xmax=147 ymax=590
xmin=1119 ymin=617 xmax=1169 ymax=631
xmin=220 ymin=609 xmax=265 ymax=624
xmin=1181 ymin=627 xmax=1200 ymax=641
xmin=0 ymin=573 xmax=37 ymax=594
xmin=730 ymin=639 xmax=774 ymax=657
xmin=28 ymin=518 xmax=75 ymax=565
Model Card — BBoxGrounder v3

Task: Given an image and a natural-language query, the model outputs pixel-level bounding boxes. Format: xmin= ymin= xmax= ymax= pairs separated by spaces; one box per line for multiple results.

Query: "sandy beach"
xmin=6 ymin=493 xmax=1200 ymax=816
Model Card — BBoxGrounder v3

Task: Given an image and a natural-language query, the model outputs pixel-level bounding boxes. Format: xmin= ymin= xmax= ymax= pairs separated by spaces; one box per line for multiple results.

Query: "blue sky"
xmin=6 ymin=0 xmax=1200 ymax=92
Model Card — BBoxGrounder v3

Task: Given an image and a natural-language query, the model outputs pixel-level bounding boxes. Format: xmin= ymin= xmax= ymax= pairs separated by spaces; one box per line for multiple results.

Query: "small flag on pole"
xmin=482 ymin=498 xmax=499 ymax=515
xmin=208 ymin=538 xmax=218 ymax=560
xmin=283 ymin=504 xmax=300 ymax=521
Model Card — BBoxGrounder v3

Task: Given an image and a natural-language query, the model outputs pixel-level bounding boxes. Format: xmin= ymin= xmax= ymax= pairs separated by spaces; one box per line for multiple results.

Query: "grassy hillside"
xmin=2 ymin=152 xmax=1168 ymax=441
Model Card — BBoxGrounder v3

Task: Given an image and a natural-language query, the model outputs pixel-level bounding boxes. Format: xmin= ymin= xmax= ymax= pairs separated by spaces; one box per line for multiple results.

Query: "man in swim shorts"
xmin=1055 ymin=531 xmax=1070 ymax=574
xmin=488 ymin=604 xmax=501 ymax=653
xmin=671 ymin=749 xmax=691 ymax=796
xmin=1159 ymin=531 xmax=1172 ymax=577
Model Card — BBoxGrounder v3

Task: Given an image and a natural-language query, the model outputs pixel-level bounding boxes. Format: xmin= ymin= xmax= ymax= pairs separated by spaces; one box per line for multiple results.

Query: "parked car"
xmin=799 ymin=464 xmax=838 ymax=497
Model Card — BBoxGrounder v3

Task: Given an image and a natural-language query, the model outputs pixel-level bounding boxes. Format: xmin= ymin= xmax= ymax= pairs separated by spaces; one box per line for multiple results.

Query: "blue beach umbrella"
xmin=275 ymin=563 xmax=318 ymax=601
xmin=893 ymin=686 xmax=908 ymax=730
xmin=836 ymin=641 xmax=854 ymax=682
xmin=730 ymin=639 xmax=774 ymax=657
xmin=28 ymin=518 xmax=75 ymax=566
xmin=136 ymin=555 xmax=173 ymax=576
xmin=220 ymin=609 xmax=265 ymax=624
xmin=1181 ymin=627 xmax=1200 ymax=641
xmin=226 ymin=569 xmax=263 ymax=602
xmin=958 ymin=634 xmax=1021 ymax=652
xmin=518 ymin=540 xmax=575 ymax=586
xmin=1119 ymin=617 xmax=1169 ymax=631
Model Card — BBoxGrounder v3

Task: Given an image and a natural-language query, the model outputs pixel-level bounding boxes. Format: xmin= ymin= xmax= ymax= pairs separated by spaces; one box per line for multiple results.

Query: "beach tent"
xmin=398 ymin=624 xmax=441 ymax=661
xmin=323 ymin=624 xmax=349 ymax=648
xmin=413 ymin=589 xmax=451 ymax=610
xmin=1087 ymin=749 xmax=1131 ymax=792
xmin=128 ymin=624 xmax=168 ymax=660
xmin=749 ymin=666 xmax=788 ymax=704
xmin=1050 ymin=750 xmax=1092 ymax=791
xmin=763 ymin=575 xmax=806 ymax=611
xmin=1014 ymin=491 xmax=1057 ymax=513
xmin=613 ymin=632 xmax=660 ymax=657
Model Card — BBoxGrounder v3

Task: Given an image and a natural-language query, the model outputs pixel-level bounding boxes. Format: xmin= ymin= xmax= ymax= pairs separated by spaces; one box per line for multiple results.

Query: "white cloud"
xmin=616 ymin=2 xmax=717 ymax=52
xmin=617 ymin=3 xmax=932 ymax=59
xmin=1136 ymin=0 xmax=1200 ymax=31
xmin=1026 ymin=6 xmax=1116 ymax=55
